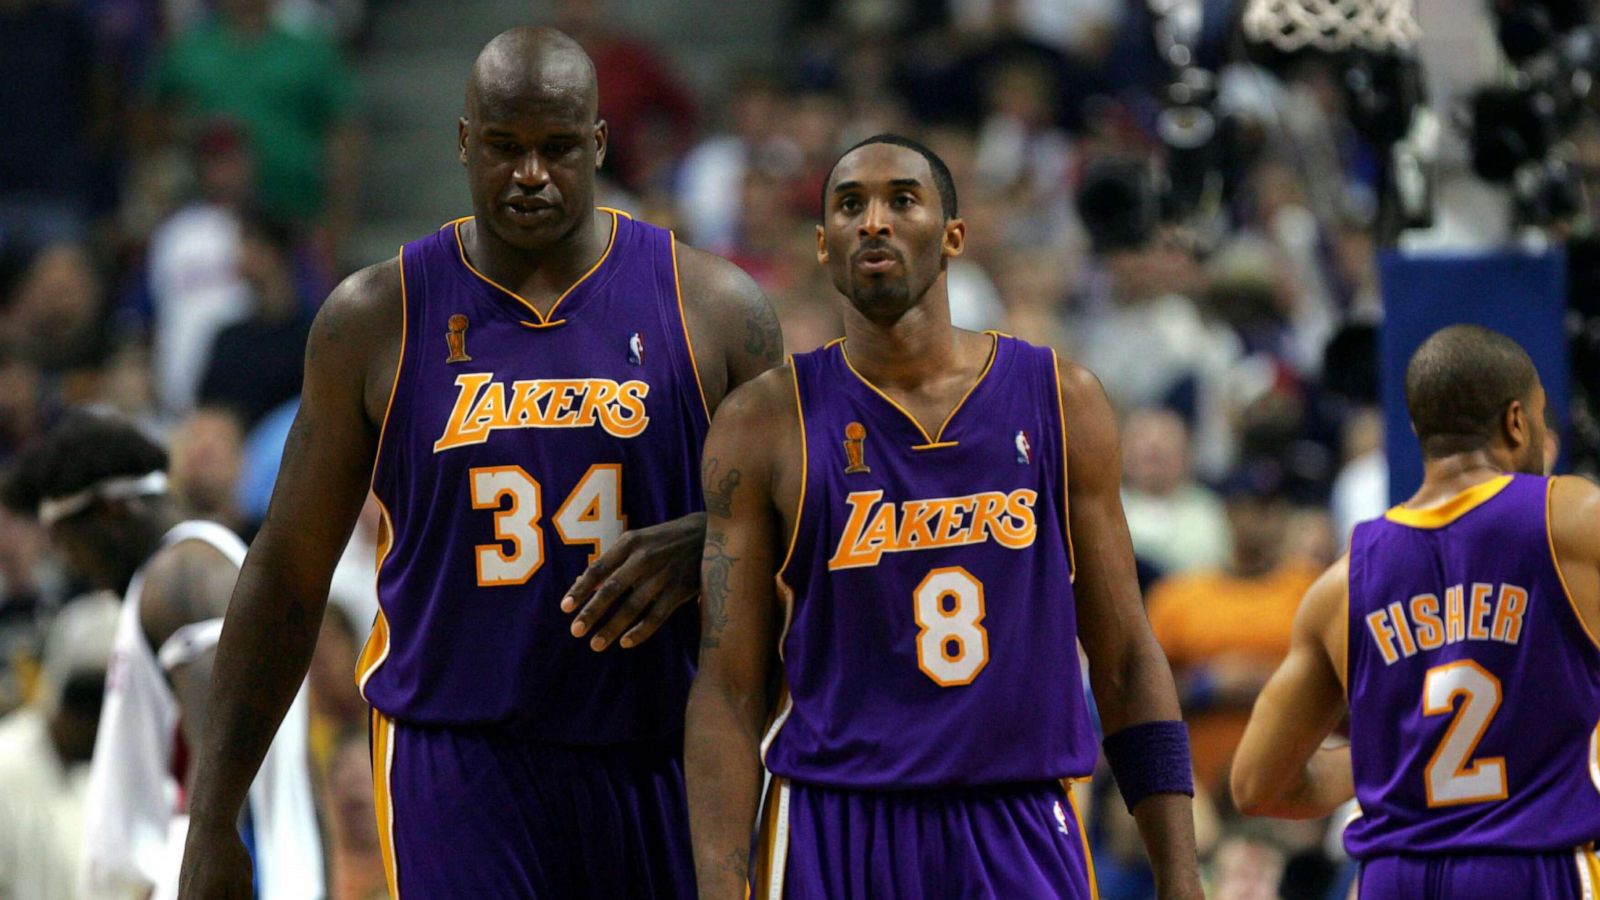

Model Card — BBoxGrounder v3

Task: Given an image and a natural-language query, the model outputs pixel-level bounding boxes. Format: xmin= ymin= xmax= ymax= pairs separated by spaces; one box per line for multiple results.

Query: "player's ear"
xmin=816 ymin=224 xmax=828 ymax=264
xmin=941 ymin=217 xmax=966 ymax=259
xmin=1504 ymin=398 xmax=1528 ymax=449
xmin=458 ymin=118 xmax=470 ymax=165
xmin=593 ymin=119 xmax=608 ymax=170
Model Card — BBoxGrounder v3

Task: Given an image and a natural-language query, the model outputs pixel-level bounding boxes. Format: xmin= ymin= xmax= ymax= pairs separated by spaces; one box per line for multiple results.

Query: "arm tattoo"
xmin=702 ymin=458 xmax=742 ymax=519
xmin=701 ymin=529 xmax=739 ymax=649
xmin=742 ymin=298 xmax=782 ymax=365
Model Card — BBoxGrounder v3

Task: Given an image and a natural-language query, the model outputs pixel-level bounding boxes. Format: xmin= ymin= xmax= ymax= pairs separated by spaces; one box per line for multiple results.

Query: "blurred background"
xmin=2 ymin=0 xmax=1599 ymax=897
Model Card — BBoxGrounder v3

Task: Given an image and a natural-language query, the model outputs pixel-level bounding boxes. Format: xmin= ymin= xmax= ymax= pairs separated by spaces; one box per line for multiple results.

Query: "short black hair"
xmin=2 ymin=410 xmax=168 ymax=519
xmin=1405 ymin=324 xmax=1540 ymax=457
xmin=821 ymin=133 xmax=958 ymax=220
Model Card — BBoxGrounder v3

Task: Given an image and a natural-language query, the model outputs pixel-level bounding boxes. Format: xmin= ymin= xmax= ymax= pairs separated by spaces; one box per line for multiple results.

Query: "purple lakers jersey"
xmin=356 ymin=209 xmax=709 ymax=741
xmin=762 ymin=335 xmax=1099 ymax=789
xmin=1345 ymin=474 xmax=1600 ymax=857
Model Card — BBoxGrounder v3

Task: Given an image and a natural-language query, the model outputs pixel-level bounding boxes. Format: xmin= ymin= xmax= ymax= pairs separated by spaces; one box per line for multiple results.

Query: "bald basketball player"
xmin=179 ymin=28 xmax=781 ymax=898
xmin=1233 ymin=325 xmax=1600 ymax=898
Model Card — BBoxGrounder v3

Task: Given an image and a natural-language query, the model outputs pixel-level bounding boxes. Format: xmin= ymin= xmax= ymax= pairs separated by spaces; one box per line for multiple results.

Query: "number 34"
xmin=469 ymin=464 xmax=626 ymax=586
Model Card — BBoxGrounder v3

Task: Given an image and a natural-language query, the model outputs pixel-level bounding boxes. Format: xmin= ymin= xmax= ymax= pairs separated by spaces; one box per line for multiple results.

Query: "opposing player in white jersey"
xmin=1 ymin=413 xmax=322 ymax=900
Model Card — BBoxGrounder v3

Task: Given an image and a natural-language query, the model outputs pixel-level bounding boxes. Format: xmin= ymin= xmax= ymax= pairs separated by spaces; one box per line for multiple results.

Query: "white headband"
xmin=38 ymin=471 xmax=169 ymax=528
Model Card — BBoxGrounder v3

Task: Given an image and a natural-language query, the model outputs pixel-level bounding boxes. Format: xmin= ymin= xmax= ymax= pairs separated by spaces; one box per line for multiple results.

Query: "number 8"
xmin=914 ymin=567 xmax=989 ymax=686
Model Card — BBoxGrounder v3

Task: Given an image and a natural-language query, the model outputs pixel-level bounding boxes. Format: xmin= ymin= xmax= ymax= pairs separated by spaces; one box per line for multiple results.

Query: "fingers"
xmin=618 ymin=585 xmax=699 ymax=649
xmin=569 ymin=550 xmax=650 ymax=643
xmin=588 ymin=566 xmax=675 ymax=650
xmin=561 ymin=532 xmax=634 ymax=615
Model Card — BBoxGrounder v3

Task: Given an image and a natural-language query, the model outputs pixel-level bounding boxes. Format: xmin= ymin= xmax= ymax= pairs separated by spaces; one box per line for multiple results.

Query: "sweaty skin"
xmin=684 ymin=142 xmax=1203 ymax=900
xmin=178 ymin=26 xmax=781 ymax=899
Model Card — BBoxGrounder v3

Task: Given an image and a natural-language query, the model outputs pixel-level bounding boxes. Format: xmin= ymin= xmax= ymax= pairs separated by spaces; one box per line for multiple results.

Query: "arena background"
xmin=2 ymin=0 xmax=1598 ymax=897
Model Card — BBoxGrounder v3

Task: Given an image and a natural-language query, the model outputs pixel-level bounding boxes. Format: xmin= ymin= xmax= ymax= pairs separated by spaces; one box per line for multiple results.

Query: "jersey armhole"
xmin=666 ymin=233 xmax=712 ymax=426
xmin=369 ymin=246 xmax=410 ymax=495
xmin=776 ymin=357 xmax=808 ymax=579
xmin=1049 ymin=348 xmax=1076 ymax=582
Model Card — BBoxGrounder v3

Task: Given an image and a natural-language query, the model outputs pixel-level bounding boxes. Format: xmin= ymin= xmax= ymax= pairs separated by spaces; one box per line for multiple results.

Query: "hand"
xmin=561 ymin=512 xmax=705 ymax=651
xmin=178 ymin=820 xmax=254 ymax=900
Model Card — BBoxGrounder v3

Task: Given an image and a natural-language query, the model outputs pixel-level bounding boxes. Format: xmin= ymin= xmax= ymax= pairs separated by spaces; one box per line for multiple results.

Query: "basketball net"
xmin=1242 ymin=0 xmax=1420 ymax=54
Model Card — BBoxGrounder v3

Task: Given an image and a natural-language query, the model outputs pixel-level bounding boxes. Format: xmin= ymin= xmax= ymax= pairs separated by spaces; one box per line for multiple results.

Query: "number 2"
xmin=469 ymin=465 xmax=626 ymax=587
xmin=1422 ymin=659 xmax=1508 ymax=807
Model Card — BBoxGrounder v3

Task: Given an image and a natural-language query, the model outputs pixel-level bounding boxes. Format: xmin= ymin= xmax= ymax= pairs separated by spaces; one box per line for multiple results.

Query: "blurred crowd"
xmin=0 ymin=0 xmax=1592 ymax=898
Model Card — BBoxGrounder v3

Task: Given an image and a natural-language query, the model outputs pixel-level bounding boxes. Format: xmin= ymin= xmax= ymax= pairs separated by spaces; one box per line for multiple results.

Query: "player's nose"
xmin=512 ymin=151 xmax=550 ymax=187
xmin=858 ymin=198 xmax=893 ymax=238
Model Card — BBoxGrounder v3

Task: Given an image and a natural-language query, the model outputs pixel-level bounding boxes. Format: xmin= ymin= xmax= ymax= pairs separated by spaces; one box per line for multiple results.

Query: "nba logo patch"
xmin=1053 ymin=800 xmax=1070 ymax=835
xmin=627 ymin=332 xmax=645 ymax=365
xmin=1015 ymin=429 xmax=1032 ymax=464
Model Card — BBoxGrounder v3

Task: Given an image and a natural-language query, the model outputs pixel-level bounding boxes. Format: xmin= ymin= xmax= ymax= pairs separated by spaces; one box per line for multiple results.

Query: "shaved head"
xmin=467 ymin=26 xmax=598 ymax=121
xmin=457 ymin=26 xmax=607 ymax=253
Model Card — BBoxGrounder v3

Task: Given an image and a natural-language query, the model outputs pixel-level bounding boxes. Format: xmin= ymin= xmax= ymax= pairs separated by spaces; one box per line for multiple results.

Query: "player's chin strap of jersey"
xmin=37 ymin=471 xmax=168 ymax=528
xmin=1103 ymin=720 xmax=1195 ymax=810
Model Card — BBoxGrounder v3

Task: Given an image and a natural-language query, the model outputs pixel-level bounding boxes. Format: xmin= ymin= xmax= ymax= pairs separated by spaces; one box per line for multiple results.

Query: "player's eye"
xmin=839 ymin=196 xmax=862 ymax=213
xmin=491 ymin=141 xmax=520 ymax=155
xmin=544 ymin=142 xmax=576 ymax=157
xmin=892 ymin=194 xmax=917 ymax=208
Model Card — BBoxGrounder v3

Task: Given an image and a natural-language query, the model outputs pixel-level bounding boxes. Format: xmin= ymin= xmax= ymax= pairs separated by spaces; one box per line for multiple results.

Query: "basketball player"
xmin=2 ymin=412 xmax=321 ymax=899
xmin=1231 ymin=325 xmax=1600 ymax=897
xmin=684 ymin=135 xmax=1203 ymax=898
xmin=179 ymin=27 xmax=782 ymax=900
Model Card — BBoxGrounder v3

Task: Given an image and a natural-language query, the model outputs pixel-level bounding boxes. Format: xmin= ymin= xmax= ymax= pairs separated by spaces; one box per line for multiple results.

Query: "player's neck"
xmin=840 ymin=294 xmax=979 ymax=392
xmin=462 ymin=210 xmax=609 ymax=315
xmin=1407 ymin=451 xmax=1511 ymax=508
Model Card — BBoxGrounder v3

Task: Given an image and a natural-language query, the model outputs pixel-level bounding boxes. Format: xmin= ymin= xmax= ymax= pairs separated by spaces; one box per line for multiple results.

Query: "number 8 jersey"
xmin=763 ymin=334 xmax=1098 ymax=789
xmin=1344 ymin=473 xmax=1600 ymax=857
xmin=356 ymin=209 xmax=709 ymax=740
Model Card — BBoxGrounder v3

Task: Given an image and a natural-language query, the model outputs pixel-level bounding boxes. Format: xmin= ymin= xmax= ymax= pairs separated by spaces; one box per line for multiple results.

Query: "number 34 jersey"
xmin=763 ymin=334 xmax=1099 ymax=789
xmin=1344 ymin=473 xmax=1600 ymax=857
xmin=356 ymin=210 xmax=709 ymax=741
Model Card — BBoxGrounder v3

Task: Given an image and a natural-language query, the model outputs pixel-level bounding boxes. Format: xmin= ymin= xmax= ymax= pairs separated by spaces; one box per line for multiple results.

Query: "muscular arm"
xmin=1231 ymin=559 xmax=1353 ymax=819
xmin=1551 ymin=475 xmax=1600 ymax=637
xmin=184 ymin=262 xmax=400 ymax=836
xmin=1059 ymin=362 xmax=1201 ymax=899
xmin=138 ymin=540 xmax=241 ymax=790
xmin=675 ymin=241 xmax=784 ymax=409
xmin=564 ymin=244 xmax=782 ymax=649
xmin=684 ymin=370 xmax=794 ymax=900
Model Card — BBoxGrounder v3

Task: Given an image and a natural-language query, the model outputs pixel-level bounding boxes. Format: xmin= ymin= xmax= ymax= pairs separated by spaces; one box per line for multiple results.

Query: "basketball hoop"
xmin=1242 ymin=0 xmax=1421 ymax=54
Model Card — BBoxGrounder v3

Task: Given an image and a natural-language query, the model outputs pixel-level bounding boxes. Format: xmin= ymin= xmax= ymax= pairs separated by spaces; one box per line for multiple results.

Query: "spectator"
xmin=1 ymin=244 xmax=108 ymax=375
xmin=167 ymin=406 xmax=246 ymax=534
xmin=676 ymin=71 xmax=792 ymax=249
xmin=145 ymin=0 xmax=359 ymax=257
xmin=197 ymin=217 xmax=311 ymax=429
xmin=0 ymin=593 xmax=119 ymax=900
xmin=1121 ymin=407 xmax=1232 ymax=574
xmin=550 ymin=0 xmax=698 ymax=195
xmin=1145 ymin=471 xmax=1321 ymax=796
xmin=146 ymin=121 xmax=256 ymax=416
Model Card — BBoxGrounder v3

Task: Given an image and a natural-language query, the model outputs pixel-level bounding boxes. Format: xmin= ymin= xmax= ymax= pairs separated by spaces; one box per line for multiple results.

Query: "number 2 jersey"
xmin=355 ymin=210 xmax=709 ymax=741
xmin=762 ymin=334 xmax=1099 ymax=789
xmin=1345 ymin=473 xmax=1600 ymax=857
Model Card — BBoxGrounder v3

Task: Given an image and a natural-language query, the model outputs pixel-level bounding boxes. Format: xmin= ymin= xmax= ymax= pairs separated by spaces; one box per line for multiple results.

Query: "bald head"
xmin=1405 ymin=324 xmax=1541 ymax=458
xmin=467 ymin=26 xmax=598 ymax=121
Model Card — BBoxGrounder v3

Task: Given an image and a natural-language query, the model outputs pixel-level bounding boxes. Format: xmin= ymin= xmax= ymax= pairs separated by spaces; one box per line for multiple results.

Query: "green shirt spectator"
xmin=149 ymin=17 xmax=356 ymax=224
